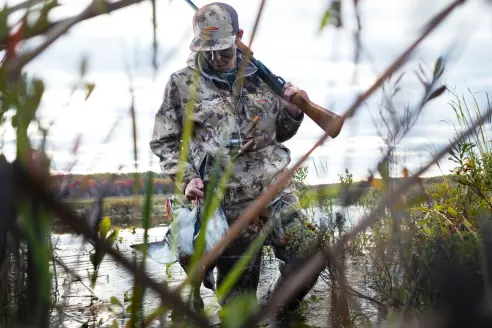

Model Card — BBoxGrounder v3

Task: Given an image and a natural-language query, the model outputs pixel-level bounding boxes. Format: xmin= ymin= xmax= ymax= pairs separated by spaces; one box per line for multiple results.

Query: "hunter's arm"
xmin=150 ymin=74 xmax=200 ymax=194
xmin=275 ymin=101 xmax=304 ymax=142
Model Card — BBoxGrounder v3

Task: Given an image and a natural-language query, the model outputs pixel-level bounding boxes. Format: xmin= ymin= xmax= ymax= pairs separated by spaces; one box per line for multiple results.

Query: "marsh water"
xmin=49 ymin=205 xmax=379 ymax=327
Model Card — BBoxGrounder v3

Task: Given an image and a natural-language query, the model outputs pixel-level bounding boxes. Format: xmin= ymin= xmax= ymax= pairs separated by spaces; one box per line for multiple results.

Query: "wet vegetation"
xmin=1 ymin=0 xmax=492 ymax=327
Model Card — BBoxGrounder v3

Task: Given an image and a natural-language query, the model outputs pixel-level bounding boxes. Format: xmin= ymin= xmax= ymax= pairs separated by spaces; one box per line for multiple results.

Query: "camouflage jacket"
xmin=150 ymin=51 xmax=304 ymax=208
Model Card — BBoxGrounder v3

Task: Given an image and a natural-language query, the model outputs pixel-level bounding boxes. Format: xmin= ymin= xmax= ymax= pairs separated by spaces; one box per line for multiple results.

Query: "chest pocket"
xmin=191 ymin=93 xmax=238 ymax=147
xmin=193 ymin=97 xmax=224 ymax=127
xmin=243 ymin=91 xmax=279 ymax=134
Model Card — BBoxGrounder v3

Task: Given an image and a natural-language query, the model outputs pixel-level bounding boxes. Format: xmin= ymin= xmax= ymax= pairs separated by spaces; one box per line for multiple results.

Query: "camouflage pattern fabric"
xmin=216 ymin=192 xmax=319 ymax=308
xmin=150 ymin=50 xmax=304 ymax=208
xmin=190 ymin=2 xmax=239 ymax=52
xmin=149 ymin=28 xmax=316 ymax=310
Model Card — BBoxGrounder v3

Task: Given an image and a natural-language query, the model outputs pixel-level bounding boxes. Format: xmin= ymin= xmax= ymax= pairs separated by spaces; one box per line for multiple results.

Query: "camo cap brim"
xmin=190 ymin=35 xmax=236 ymax=52
xmin=190 ymin=2 xmax=239 ymax=52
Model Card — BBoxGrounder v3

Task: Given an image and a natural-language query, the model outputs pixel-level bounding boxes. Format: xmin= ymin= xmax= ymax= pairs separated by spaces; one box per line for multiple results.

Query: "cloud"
xmin=5 ymin=0 xmax=491 ymax=185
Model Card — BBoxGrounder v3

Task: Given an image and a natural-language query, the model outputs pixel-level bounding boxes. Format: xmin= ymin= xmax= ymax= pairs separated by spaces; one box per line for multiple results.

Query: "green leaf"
xmin=106 ymin=227 xmax=120 ymax=246
xmin=427 ymin=85 xmax=447 ymax=102
xmin=219 ymin=293 xmax=258 ymax=328
xmin=448 ymin=207 xmax=458 ymax=217
xmin=84 ymin=82 xmax=95 ymax=101
xmin=434 ymin=204 xmax=445 ymax=211
xmin=99 ymin=216 xmax=111 ymax=240
xmin=319 ymin=10 xmax=332 ymax=31
xmin=433 ymin=56 xmax=444 ymax=79
xmin=110 ymin=296 xmax=123 ymax=307
xmin=417 ymin=217 xmax=432 ymax=226
xmin=422 ymin=226 xmax=432 ymax=236
xmin=166 ymin=263 xmax=172 ymax=279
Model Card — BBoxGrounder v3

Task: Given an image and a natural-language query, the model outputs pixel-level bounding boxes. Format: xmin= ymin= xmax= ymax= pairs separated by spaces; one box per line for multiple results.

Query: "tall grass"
xmin=1 ymin=0 xmax=492 ymax=328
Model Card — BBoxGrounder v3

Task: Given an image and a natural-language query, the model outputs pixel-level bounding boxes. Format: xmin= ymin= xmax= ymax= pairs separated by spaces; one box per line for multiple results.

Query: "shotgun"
xmin=183 ymin=0 xmax=345 ymax=139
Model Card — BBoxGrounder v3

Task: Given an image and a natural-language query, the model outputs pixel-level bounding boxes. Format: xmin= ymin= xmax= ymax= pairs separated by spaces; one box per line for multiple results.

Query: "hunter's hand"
xmin=185 ymin=178 xmax=204 ymax=202
xmin=280 ymin=81 xmax=302 ymax=118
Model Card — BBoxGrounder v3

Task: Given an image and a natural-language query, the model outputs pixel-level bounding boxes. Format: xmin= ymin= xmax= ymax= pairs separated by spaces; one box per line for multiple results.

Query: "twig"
xmin=345 ymin=284 xmax=383 ymax=308
xmin=5 ymin=0 xmax=150 ymax=76
xmin=6 ymin=5 xmax=93 ymax=79
xmin=0 ymin=0 xmax=148 ymax=50
xmin=321 ymin=273 xmax=384 ymax=307
xmin=5 ymin=0 xmax=48 ymax=15
xmin=182 ymin=0 xmax=467 ymax=292
xmin=247 ymin=0 xmax=267 ymax=49
xmin=11 ymin=161 xmax=213 ymax=328
xmin=52 ymin=309 xmax=87 ymax=324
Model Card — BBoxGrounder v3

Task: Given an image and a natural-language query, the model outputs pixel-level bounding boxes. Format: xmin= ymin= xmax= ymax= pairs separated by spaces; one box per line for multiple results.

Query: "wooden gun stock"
xmin=291 ymin=90 xmax=345 ymax=138
xmin=237 ymin=41 xmax=345 ymax=139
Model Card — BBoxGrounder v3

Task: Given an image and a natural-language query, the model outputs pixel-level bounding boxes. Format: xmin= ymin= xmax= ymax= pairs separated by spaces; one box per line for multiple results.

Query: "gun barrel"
xmin=238 ymin=42 xmax=345 ymax=138
xmin=183 ymin=1 xmax=345 ymax=139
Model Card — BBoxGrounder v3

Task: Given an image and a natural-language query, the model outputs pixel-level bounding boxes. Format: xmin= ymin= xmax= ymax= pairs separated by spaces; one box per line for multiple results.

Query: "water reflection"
xmin=50 ymin=205 xmax=376 ymax=327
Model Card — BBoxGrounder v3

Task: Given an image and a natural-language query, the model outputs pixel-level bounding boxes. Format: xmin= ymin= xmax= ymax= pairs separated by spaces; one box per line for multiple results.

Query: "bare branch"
xmin=6 ymin=5 xmax=90 ymax=77
xmin=6 ymin=0 xmax=49 ymax=15
xmin=0 ymin=0 xmax=149 ymax=51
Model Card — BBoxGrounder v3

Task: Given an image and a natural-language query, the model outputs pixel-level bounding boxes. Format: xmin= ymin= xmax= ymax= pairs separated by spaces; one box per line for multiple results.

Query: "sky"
xmin=2 ymin=0 xmax=492 ymax=184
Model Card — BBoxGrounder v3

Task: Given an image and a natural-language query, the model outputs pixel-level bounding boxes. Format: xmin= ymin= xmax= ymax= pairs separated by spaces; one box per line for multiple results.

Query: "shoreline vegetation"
xmin=3 ymin=0 xmax=492 ymax=326
xmin=57 ymin=171 xmax=452 ymax=203
xmin=57 ymin=173 xmax=455 ymax=230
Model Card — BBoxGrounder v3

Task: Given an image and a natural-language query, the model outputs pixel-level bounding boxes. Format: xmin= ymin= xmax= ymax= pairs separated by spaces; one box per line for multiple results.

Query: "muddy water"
xmin=50 ymin=209 xmax=378 ymax=327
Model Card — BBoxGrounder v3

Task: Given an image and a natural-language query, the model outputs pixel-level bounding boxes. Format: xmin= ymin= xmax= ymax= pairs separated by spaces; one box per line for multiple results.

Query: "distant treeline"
xmin=51 ymin=171 xmax=452 ymax=200
xmin=51 ymin=172 xmax=176 ymax=199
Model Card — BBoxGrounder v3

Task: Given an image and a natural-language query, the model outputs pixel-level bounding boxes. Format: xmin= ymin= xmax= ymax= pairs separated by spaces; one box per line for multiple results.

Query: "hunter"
xmin=150 ymin=1 xmax=319 ymax=313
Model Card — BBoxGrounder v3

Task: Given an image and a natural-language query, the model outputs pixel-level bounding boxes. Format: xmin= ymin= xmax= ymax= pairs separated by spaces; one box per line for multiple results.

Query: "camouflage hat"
xmin=190 ymin=2 xmax=240 ymax=52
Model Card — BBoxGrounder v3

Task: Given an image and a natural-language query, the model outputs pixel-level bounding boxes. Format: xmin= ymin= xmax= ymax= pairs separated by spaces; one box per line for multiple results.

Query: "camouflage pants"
xmin=216 ymin=192 xmax=319 ymax=309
